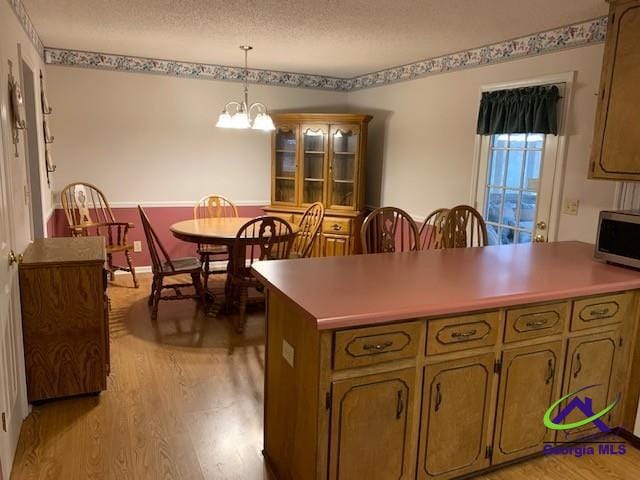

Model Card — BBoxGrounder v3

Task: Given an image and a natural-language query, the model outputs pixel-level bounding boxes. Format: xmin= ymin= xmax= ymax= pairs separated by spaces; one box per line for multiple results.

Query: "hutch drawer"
xmin=323 ymin=217 xmax=352 ymax=235
xmin=426 ymin=311 xmax=499 ymax=355
xmin=333 ymin=321 xmax=421 ymax=370
xmin=504 ymin=301 xmax=568 ymax=343
xmin=570 ymin=292 xmax=632 ymax=332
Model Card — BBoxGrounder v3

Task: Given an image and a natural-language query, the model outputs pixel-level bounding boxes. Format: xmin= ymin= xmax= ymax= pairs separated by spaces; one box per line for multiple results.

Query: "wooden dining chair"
xmin=290 ymin=202 xmax=324 ymax=258
xmin=61 ymin=182 xmax=138 ymax=287
xmin=360 ymin=207 xmax=420 ymax=254
xmin=229 ymin=216 xmax=294 ymax=333
xmin=419 ymin=208 xmax=450 ymax=250
xmin=138 ymin=206 xmax=205 ymax=321
xmin=442 ymin=205 xmax=489 ymax=248
xmin=193 ymin=194 xmax=239 ymax=291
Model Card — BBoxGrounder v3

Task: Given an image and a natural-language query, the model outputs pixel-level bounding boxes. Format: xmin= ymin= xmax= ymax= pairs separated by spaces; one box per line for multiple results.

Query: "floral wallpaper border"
xmin=7 ymin=0 xmax=44 ymax=57
xmin=32 ymin=12 xmax=607 ymax=92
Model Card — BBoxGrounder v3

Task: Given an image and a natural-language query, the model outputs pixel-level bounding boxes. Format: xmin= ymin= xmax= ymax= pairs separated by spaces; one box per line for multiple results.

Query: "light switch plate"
xmin=282 ymin=339 xmax=295 ymax=368
xmin=133 ymin=240 xmax=143 ymax=252
xmin=563 ymin=198 xmax=580 ymax=215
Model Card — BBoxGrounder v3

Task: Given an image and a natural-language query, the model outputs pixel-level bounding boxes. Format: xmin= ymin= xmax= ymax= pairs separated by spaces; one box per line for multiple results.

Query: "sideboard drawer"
xmin=504 ymin=302 xmax=568 ymax=343
xmin=426 ymin=311 xmax=499 ymax=355
xmin=571 ymin=292 xmax=632 ymax=332
xmin=333 ymin=321 xmax=421 ymax=370
xmin=323 ymin=217 xmax=351 ymax=235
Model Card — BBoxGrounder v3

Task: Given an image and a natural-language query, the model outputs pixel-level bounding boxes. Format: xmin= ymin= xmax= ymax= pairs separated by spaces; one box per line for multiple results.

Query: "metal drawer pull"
xmin=363 ymin=341 xmax=393 ymax=351
xmin=573 ymin=353 xmax=582 ymax=378
xmin=589 ymin=307 xmax=610 ymax=317
xmin=526 ymin=319 xmax=549 ymax=328
xmin=396 ymin=390 xmax=404 ymax=419
xmin=331 ymin=223 xmax=342 ymax=231
xmin=435 ymin=382 xmax=442 ymax=412
xmin=451 ymin=329 xmax=477 ymax=339
xmin=545 ymin=359 xmax=555 ymax=385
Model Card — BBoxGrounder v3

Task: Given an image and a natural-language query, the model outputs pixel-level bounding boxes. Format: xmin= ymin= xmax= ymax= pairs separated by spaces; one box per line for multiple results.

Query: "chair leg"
xmin=148 ymin=275 xmax=157 ymax=306
xmin=125 ymin=250 xmax=138 ymax=288
xmin=191 ymin=272 xmax=206 ymax=305
xmin=235 ymin=286 xmax=248 ymax=334
xmin=201 ymin=253 xmax=210 ymax=293
xmin=107 ymin=253 xmax=115 ymax=281
xmin=151 ymin=275 xmax=162 ymax=321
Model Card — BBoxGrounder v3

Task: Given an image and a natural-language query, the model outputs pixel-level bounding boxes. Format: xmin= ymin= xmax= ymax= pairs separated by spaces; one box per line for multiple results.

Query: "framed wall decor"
xmin=8 ymin=61 xmax=26 ymax=155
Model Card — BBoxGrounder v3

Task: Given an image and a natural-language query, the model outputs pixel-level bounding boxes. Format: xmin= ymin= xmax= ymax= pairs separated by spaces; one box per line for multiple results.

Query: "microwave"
xmin=595 ymin=210 xmax=640 ymax=269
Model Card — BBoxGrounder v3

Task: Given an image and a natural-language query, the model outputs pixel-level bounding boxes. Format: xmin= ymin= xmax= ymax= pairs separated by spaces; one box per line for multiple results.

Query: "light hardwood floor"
xmin=10 ymin=274 xmax=640 ymax=479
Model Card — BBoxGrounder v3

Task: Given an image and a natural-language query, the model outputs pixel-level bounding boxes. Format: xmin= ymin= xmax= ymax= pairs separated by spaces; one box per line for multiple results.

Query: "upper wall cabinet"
xmin=589 ymin=0 xmax=640 ymax=180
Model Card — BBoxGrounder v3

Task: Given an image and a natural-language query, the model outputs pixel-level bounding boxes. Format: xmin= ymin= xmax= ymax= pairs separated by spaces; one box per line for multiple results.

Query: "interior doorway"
xmin=20 ymin=60 xmax=44 ymax=239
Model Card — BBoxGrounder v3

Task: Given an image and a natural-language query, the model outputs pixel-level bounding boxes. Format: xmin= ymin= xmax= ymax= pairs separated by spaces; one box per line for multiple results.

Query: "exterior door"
xmin=0 ymin=93 xmax=27 ymax=480
xmin=475 ymin=84 xmax=565 ymax=245
xmin=328 ymin=125 xmax=360 ymax=210
xmin=418 ymin=353 xmax=494 ymax=480
xmin=329 ymin=368 xmax=416 ymax=480
xmin=560 ymin=331 xmax=619 ymax=441
xmin=492 ymin=342 xmax=562 ymax=464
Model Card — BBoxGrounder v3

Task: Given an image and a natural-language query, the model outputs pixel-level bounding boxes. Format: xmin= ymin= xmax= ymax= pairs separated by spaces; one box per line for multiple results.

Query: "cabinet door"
xmin=590 ymin=0 xmax=640 ymax=180
xmin=328 ymin=125 xmax=360 ymax=210
xmin=329 ymin=368 xmax=416 ymax=480
xmin=300 ymin=125 xmax=328 ymax=206
xmin=418 ymin=353 xmax=494 ymax=480
xmin=323 ymin=234 xmax=350 ymax=256
xmin=272 ymin=124 xmax=299 ymax=205
xmin=493 ymin=342 xmax=562 ymax=465
xmin=559 ymin=331 xmax=619 ymax=441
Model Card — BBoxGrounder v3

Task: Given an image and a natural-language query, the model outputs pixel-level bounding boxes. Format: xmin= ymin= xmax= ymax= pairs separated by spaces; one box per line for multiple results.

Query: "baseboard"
xmin=615 ymin=427 xmax=640 ymax=449
xmin=113 ymin=260 xmax=229 ymax=276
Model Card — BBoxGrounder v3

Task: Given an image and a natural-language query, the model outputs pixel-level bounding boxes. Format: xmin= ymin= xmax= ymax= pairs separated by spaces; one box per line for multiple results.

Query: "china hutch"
xmin=263 ymin=113 xmax=372 ymax=256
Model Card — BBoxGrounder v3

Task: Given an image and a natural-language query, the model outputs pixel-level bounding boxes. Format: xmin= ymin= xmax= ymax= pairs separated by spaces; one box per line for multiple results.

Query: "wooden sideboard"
xmin=264 ymin=113 xmax=372 ymax=256
xmin=19 ymin=237 xmax=109 ymax=402
xmin=253 ymin=242 xmax=640 ymax=480
xmin=589 ymin=0 xmax=640 ymax=180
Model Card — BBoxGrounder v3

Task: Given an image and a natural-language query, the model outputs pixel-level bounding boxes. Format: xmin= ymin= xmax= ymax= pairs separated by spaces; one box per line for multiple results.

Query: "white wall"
xmin=348 ymin=44 xmax=615 ymax=243
xmin=46 ymin=66 xmax=348 ymax=205
xmin=0 ymin=1 xmax=51 ymax=248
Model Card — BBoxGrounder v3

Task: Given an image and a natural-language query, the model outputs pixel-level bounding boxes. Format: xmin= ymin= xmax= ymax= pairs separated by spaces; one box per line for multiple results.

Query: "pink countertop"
xmin=251 ymin=241 xmax=640 ymax=330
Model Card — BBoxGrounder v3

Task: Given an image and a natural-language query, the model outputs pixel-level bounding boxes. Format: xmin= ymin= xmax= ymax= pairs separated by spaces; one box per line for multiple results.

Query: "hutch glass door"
xmin=329 ymin=125 xmax=359 ymax=209
xmin=301 ymin=125 xmax=328 ymax=205
xmin=273 ymin=126 xmax=298 ymax=204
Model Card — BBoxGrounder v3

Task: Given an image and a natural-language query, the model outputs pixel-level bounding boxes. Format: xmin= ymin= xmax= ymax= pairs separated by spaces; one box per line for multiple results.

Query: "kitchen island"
xmin=252 ymin=241 xmax=640 ymax=480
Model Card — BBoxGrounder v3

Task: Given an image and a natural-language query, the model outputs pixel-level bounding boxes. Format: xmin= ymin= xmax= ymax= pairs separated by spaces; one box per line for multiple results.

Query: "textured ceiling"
xmin=23 ymin=0 xmax=608 ymax=78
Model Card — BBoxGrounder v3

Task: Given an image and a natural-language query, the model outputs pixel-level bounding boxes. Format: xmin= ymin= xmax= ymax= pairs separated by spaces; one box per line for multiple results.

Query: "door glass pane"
xmin=483 ymin=133 xmax=546 ymax=245
xmin=302 ymin=127 xmax=326 ymax=204
xmin=275 ymin=128 xmax=297 ymax=203
xmin=331 ymin=128 xmax=358 ymax=207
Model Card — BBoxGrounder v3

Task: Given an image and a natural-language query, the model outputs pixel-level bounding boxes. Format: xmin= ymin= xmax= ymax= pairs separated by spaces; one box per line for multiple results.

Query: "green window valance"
xmin=476 ymin=85 xmax=560 ymax=136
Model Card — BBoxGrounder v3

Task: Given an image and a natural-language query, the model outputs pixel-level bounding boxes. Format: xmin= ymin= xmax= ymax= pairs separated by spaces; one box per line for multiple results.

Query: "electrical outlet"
xmin=133 ymin=240 xmax=142 ymax=252
xmin=563 ymin=198 xmax=580 ymax=216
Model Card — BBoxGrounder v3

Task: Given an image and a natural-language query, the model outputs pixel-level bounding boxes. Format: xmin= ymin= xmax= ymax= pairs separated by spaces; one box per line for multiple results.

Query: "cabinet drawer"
xmin=323 ymin=217 xmax=351 ymax=235
xmin=267 ymin=212 xmax=294 ymax=223
xmin=570 ymin=292 xmax=631 ymax=332
xmin=333 ymin=321 xmax=421 ymax=370
xmin=426 ymin=311 xmax=499 ymax=355
xmin=504 ymin=302 xmax=568 ymax=343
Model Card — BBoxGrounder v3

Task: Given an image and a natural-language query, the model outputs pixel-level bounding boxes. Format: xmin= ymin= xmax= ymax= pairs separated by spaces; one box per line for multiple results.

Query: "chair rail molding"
xmin=42 ymin=16 xmax=608 ymax=91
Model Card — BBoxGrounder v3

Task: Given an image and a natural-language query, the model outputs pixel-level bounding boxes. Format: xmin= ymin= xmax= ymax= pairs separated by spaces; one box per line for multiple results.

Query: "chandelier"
xmin=216 ymin=46 xmax=275 ymax=131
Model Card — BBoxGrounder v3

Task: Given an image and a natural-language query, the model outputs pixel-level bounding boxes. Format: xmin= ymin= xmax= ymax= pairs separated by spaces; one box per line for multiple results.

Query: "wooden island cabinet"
xmin=253 ymin=242 xmax=640 ymax=480
xmin=263 ymin=113 xmax=372 ymax=257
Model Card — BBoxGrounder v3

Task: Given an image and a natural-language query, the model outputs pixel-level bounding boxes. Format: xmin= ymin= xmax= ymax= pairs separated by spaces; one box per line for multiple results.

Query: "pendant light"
xmin=216 ymin=46 xmax=275 ymax=131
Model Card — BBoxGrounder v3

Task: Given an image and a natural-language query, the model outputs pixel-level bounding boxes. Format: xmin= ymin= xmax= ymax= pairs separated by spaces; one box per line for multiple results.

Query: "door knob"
xmin=534 ymin=234 xmax=546 ymax=243
xmin=8 ymin=250 xmax=22 ymax=266
xmin=536 ymin=221 xmax=547 ymax=230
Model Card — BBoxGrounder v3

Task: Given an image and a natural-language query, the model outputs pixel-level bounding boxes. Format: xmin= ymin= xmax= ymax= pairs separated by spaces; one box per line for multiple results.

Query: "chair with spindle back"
xmin=229 ymin=216 xmax=295 ymax=333
xmin=138 ymin=206 xmax=205 ymax=321
xmin=290 ymin=202 xmax=324 ymax=258
xmin=61 ymin=182 xmax=138 ymax=287
xmin=442 ymin=205 xmax=489 ymax=248
xmin=419 ymin=208 xmax=450 ymax=250
xmin=193 ymin=194 xmax=239 ymax=291
xmin=360 ymin=207 xmax=420 ymax=254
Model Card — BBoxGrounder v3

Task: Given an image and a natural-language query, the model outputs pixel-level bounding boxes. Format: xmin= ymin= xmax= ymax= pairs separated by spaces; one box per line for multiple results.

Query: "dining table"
xmin=169 ymin=217 xmax=300 ymax=305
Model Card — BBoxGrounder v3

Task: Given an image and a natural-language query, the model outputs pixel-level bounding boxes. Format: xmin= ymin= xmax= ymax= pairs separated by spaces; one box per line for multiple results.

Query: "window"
xmin=483 ymin=133 xmax=545 ymax=245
